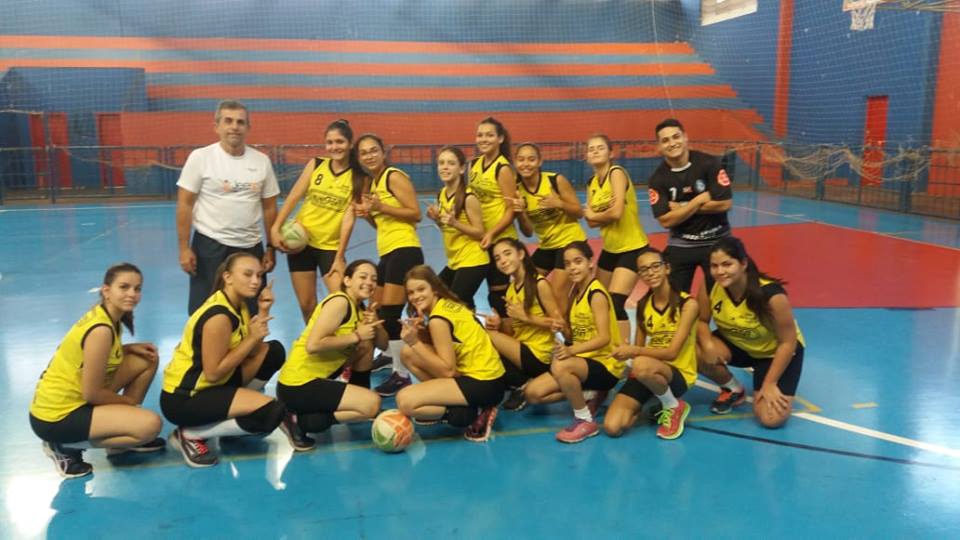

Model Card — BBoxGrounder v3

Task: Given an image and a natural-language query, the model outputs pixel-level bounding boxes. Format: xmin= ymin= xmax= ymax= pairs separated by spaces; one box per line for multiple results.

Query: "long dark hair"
xmin=102 ymin=262 xmax=142 ymax=334
xmin=354 ymin=133 xmax=388 ymax=193
xmin=438 ymin=146 xmax=469 ymax=218
xmin=340 ymin=259 xmax=377 ymax=309
xmin=562 ymin=240 xmax=594 ymax=304
xmin=478 ymin=116 xmax=512 ymax=162
xmin=710 ymin=236 xmax=786 ymax=329
xmin=326 ymin=119 xmax=364 ymax=203
xmin=493 ymin=238 xmax=538 ymax=314
xmin=211 ymin=252 xmax=260 ymax=297
xmin=404 ymin=264 xmax=464 ymax=315
xmin=636 ymin=248 xmax=683 ymax=323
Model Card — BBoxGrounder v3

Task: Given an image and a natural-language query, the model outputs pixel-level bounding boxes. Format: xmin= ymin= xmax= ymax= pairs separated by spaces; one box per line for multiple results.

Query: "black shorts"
xmin=288 ymin=245 xmax=337 ymax=274
xmin=663 ymin=243 xmax=716 ymax=293
xmin=29 ymin=405 xmax=93 ymax=444
xmin=581 ymin=358 xmax=622 ymax=391
xmin=520 ymin=343 xmax=551 ymax=378
xmin=378 ymin=246 xmax=424 ymax=286
xmin=160 ymin=370 xmax=242 ymax=427
xmin=531 ymin=247 xmax=564 ymax=272
xmin=277 ymin=377 xmax=348 ymax=414
xmin=618 ymin=365 xmax=689 ymax=405
xmin=596 ymin=247 xmax=647 ymax=273
xmin=189 ymin=232 xmax=265 ymax=315
xmin=438 ymin=265 xmax=487 ymax=310
xmin=454 ymin=376 xmax=506 ymax=408
xmin=714 ymin=330 xmax=804 ymax=396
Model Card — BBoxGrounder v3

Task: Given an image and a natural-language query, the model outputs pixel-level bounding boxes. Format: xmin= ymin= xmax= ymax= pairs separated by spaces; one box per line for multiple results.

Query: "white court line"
xmin=734 ymin=204 xmax=960 ymax=252
xmin=694 ymin=380 xmax=960 ymax=459
xmin=794 ymin=412 xmax=960 ymax=459
xmin=0 ymin=203 xmax=174 ymax=213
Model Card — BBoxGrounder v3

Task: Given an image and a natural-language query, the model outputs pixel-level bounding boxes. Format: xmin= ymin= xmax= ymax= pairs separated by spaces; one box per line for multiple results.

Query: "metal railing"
xmin=1 ymin=141 xmax=958 ymax=219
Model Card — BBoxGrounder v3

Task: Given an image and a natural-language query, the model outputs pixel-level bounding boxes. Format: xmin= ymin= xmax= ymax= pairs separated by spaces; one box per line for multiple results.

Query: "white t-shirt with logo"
xmin=177 ymin=143 xmax=280 ymax=248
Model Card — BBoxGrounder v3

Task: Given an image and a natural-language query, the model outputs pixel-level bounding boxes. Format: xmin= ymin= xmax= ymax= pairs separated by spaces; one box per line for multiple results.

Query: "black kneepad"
xmin=378 ymin=305 xmax=404 ymax=340
xmin=610 ymin=293 xmax=629 ymax=321
xmin=236 ymin=400 xmax=285 ymax=434
xmin=444 ymin=406 xmax=478 ymax=428
xmin=255 ymin=340 xmax=286 ymax=380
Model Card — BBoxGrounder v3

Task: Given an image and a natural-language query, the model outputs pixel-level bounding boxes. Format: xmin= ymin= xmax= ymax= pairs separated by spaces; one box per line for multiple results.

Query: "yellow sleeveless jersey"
xmin=30 ymin=305 xmax=123 ymax=422
xmin=638 ymin=292 xmax=698 ymax=386
xmin=438 ymin=186 xmax=489 ymax=270
xmin=709 ymin=279 xmax=806 ymax=359
xmin=430 ymin=298 xmax=505 ymax=381
xmin=505 ymin=275 xmax=554 ymax=364
xmin=279 ymin=292 xmax=360 ymax=386
xmin=469 ymin=154 xmax=518 ymax=241
xmin=587 ymin=165 xmax=648 ymax=253
xmin=568 ymin=279 xmax=625 ymax=378
xmin=371 ymin=166 xmax=421 ymax=256
xmin=163 ymin=290 xmax=249 ymax=396
xmin=519 ymin=172 xmax=586 ymax=249
xmin=296 ymin=157 xmax=354 ymax=250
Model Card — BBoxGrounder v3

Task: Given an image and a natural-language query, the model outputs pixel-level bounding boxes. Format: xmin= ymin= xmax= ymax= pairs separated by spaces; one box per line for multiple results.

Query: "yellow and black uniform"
xmin=505 ymin=276 xmax=555 ymax=376
xmin=436 ymin=186 xmax=488 ymax=310
xmin=429 ymin=297 xmax=506 ymax=407
xmin=521 ymin=172 xmax=586 ymax=249
xmin=620 ymin=293 xmax=698 ymax=403
xmin=160 ymin=290 xmax=276 ymax=428
xmin=469 ymin=155 xmax=518 ymax=242
xmin=29 ymin=305 xmax=122 ymax=442
xmin=588 ymin=165 xmax=649 ymax=272
xmin=709 ymin=280 xmax=805 ymax=394
xmin=567 ymin=279 xmax=625 ymax=390
xmin=277 ymin=292 xmax=361 ymax=415
xmin=371 ymin=167 xmax=424 ymax=286
xmin=288 ymin=157 xmax=354 ymax=274
xmin=521 ymin=172 xmax=587 ymax=271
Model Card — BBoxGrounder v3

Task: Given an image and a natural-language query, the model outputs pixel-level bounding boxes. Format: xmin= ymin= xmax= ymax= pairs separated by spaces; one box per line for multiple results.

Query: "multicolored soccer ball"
xmin=371 ymin=409 xmax=415 ymax=453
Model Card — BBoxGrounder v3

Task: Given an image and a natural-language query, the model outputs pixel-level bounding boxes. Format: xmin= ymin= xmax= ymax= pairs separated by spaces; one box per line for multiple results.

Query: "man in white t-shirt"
xmin=175 ymin=100 xmax=280 ymax=314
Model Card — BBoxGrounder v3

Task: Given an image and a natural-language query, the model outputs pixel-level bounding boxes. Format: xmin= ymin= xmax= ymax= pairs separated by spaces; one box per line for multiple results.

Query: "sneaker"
xmin=586 ymin=390 xmax=609 ymax=417
xmin=374 ymin=372 xmax=412 ymax=397
xmin=106 ymin=437 xmax=167 ymax=456
xmin=280 ymin=413 xmax=316 ymax=452
xmin=655 ymin=400 xmax=691 ymax=440
xmin=502 ymin=388 xmax=527 ymax=411
xmin=463 ymin=407 xmax=498 ymax=442
xmin=336 ymin=367 xmax=352 ymax=383
xmin=170 ymin=428 xmax=218 ymax=468
xmin=42 ymin=442 xmax=93 ymax=479
xmin=710 ymin=387 xmax=746 ymax=415
xmin=555 ymin=419 xmax=600 ymax=444
xmin=371 ymin=352 xmax=393 ymax=372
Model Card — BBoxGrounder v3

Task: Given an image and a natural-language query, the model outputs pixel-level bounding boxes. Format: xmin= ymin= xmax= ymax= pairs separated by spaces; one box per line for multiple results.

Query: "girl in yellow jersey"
xmin=352 ymin=134 xmax=425 ymax=397
xmin=605 ymin=248 xmax=698 ymax=440
xmin=583 ymin=134 xmax=650 ymax=340
xmin=396 ymin=265 xmax=507 ymax=443
xmin=30 ymin=263 xmax=163 ymax=479
xmin=426 ymin=146 xmax=489 ymax=310
xmin=696 ymin=237 xmax=805 ymax=428
xmin=271 ymin=119 xmax=363 ymax=322
xmin=276 ymin=260 xmax=386 ymax=451
xmin=483 ymin=238 xmax=564 ymax=412
xmin=470 ymin=117 xmax=519 ymax=316
xmin=512 ymin=143 xmax=586 ymax=313
xmin=525 ymin=241 xmax=626 ymax=444
xmin=160 ymin=253 xmax=287 ymax=467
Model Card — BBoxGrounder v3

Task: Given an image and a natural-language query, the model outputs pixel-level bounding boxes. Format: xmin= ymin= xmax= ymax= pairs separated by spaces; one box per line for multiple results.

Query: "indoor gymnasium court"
xmin=1 ymin=1 xmax=959 ymax=538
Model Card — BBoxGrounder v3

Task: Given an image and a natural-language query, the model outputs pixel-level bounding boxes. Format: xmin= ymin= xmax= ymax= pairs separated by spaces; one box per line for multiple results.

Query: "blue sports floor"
xmin=1 ymin=191 xmax=959 ymax=538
